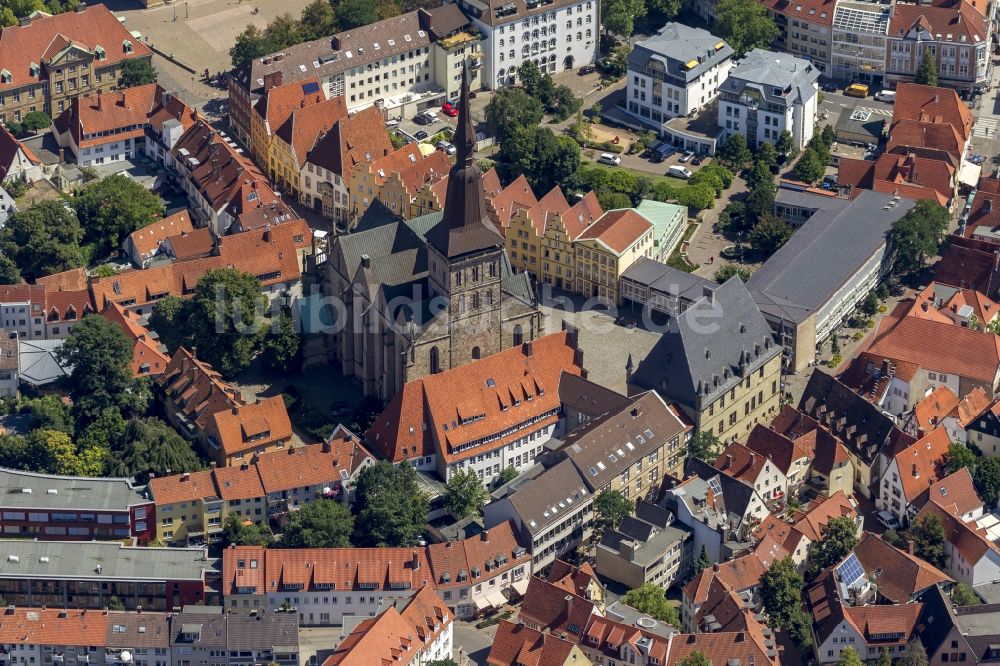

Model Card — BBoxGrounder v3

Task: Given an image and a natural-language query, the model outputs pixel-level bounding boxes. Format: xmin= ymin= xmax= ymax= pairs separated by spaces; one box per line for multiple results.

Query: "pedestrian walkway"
xmin=974 ymin=117 xmax=999 ymax=138
xmin=855 ymin=106 xmax=893 ymax=117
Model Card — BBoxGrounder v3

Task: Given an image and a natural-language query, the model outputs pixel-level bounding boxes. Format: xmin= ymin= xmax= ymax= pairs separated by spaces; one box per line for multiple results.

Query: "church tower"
xmin=424 ymin=67 xmax=505 ymax=368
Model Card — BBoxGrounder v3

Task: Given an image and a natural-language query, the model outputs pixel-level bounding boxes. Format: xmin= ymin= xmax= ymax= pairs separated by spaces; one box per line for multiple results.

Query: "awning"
xmin=960 ymin=161 xmax=983 ymax=188
xmin=485 ymin=590 xmax=508 ymax=608
xmin=473 ymin=596 xmax=490 ymax=611
xmin=511 ymin=578 xmax=530 ymax=596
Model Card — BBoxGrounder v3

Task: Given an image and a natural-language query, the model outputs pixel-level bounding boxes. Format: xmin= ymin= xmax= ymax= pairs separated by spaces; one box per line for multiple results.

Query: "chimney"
xmin=522 ymin=341 xmax=533 ymax=357
xmin=57 ymin=148 xmax=64 ymax=164
xmin=360 ymin=254 xmax=371 ymax=269
xmin=724 ymin=454 xmax=733 ymax=468
xmin=921 ymin=301 xmax=929 ymax=312
xmin=619 ymin=540 xmax=637 ymax=561
xmin=480 ymin=529 xmax=489 ymax=543
xmin=907 ymin=540 xmax=916 ymax=555
xmin=749 ymin=453 xmax=756 ymax=468
xmin=322 ymin=437 xmax=331 ymax=453
xmin=97 ymin=89 xmax=102 ymax=111
xmin=18 ymin=15 xmax=31 ymax=26
xmin=703 ymin=286 xmax=715 ymax=304
xmin=986 ymin=198 xmax=993 ymax=213
xmin=263 ymin=71 xmax=283 ymax=92
xmin=564 ymin=594 xmax=574 ymax=619
xmin=412 ymin=551 xmax=420 ymax=569
xmin=713 ymin=563 xmax=720 ymax=572
xmin=75 ymin=1 xmax=85 ymax=11
xmin=180 ymin=472 xmax=190 ymax=482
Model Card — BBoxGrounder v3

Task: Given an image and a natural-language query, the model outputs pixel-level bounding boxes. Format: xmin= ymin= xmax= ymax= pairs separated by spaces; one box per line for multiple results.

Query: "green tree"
xmin=23 ymin=395 xmax=74 ymax=434
xmin=501 ymin=126 xmax=580 ymax=193
xmin=496 ymin=466 xmax=519 ymax=487
xmin=0 ymin=434 xmax=27 ymax=469
xmin=148 ymin=295 xmax=192 ymax=353
xmin=603 ymin=0 xmax=646 ymax=38
xmin=444 ymin=468 xmax=490 ymax=519
xmin=263 ymin=12 xmax=303 ymax=48
xmin=335 ymin=0 xmax=379 ymax=30
xmin=776 ymin=130 xmax=795 ymax=157
xmin=676 ymin=652 xmax=711 ymax=666
xmin=353 ymin=461 xmax=429 ymax=547
xmin=749 ymin=213 xmax=793 ymax=256
xmin=883 ymin=528 xmax=907 ymax=549
xmin=791 ymin=148 xmax=826 ymax=184
xmin=105 ymin=596 xmax=125 ymax=611
xmin=118 ymin=59 xmax=157 ymax=88
xmin=950 ymin=582 xmax=981 ymax=606
xmin=485 ymin=88 xmax=544 ymax=145
xmin=974 ymin=456 xmax=1000 ymax=507
xmin=745 ymin=179 xmax=776 ymax=224
xmin=714 ymin=0 xmax=779 ymax=56
xmin=692 ymin=545 xmax=712 ymax=577
xmin=299 ymin=0 xmax=335 ymax=40
xmin=105 ymin=417 xmax=203 ymax=483
xmin=860 ymin=291 xmax=880 ymax=317
xmin=76 ymin=407 xmax=127 ymax=454
xmin=945 ymin=442 xmax=979 ymax=475
xmin=717 ymin=133 xmax=752 ymax=170
xmin=25 ymin=429 xmax=79 ymax=475
xmin=280 ymin=499 xmax=354 ymax=548
xmin=0 ymin=200 xmax=83 ymax=279
xmin=19 ymin=111 xmax=51 ymax=134
xmin=718 ymin=201 xmax=749 ymax=233
xmin=908 ymin=513 xmax=947 ymax=569
xmin=759 ymin=556 xmax=812 ymax=648
xmin=261 ymin=313 xmax=301 ymax=373
xmin=222 ymin=512 xmax=275 ymax=547
xmin=714 ymin=264 xmax=751 ymax=284
xmin=688 ymin=430 xmax=721 ymax=463
xmin=916 ymin=49 xmax=939 ymax=86
xmin=837 ymin=647 xmax=863 ymax=666
xmin=594 ymin=490 xmax=633 ymax=535
xmin=888 ymin=199 xmax=950 ymax=275
xmin=875 ymin=648 xmax=893 ymax=666
xmin=230 ymin=24 xmax=273 ymax=68
xmin=622 ymin=584 xmax=680 ymax=625
xmin=517 ymin=61 xmax=545 ymax=94
xmin=74 ymin=174 xmax=165 ymax=257
xmin=57 ymin=314 xmax=149 ymax=427
xmin=0 ymin=254 xmax=21 ymax=284
xmin=676 ymin=184 xmax=716 ymax=211
xmin=899 ymin=639 xmax=929 ymax=666
xmin=809 ymin=515 xmax=859 ymax=575
xmin=187 ymin=269 xmax=264 ymax=376
xmin=757 ymin=142 xmax=778 ymax=174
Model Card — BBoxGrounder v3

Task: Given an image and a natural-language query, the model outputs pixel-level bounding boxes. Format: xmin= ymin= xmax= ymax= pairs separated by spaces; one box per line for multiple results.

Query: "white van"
xmin=668 ymin=165 xmax=693 ymax=179
xmin=597 ymin=152 xmax=621 ymax=166
xmin=874 ymin=90 xmax=896 ymax=103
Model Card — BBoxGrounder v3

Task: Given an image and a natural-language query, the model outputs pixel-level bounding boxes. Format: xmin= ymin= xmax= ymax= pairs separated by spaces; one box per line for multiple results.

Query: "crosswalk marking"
xmin=975 ymin=117 xmax=999 ymax=138
xmin=853 ymin=106 xmax=894 ymax=117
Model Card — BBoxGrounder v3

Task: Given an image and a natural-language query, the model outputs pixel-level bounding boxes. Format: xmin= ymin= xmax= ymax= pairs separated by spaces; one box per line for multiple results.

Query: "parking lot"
xmin=395 ymin=112 xmax=458 ymax=145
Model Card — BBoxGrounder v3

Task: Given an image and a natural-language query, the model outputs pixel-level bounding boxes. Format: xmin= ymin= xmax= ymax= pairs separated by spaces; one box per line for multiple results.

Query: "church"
xmin=324 ymin=71 xmax=545 ymax=401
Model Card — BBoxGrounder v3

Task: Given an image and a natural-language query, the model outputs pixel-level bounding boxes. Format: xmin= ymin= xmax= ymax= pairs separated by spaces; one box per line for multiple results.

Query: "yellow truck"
xmin=845 ymin=83 xmax=870 ymax=98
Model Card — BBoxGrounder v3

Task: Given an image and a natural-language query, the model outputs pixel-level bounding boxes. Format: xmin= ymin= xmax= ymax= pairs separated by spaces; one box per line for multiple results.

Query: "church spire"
xmin=424 ymin=63 xmax=503 ymax=259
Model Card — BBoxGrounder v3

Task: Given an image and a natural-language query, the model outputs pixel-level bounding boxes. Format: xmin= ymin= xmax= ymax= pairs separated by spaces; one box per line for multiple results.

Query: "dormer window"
xmin=96 ymin=46 xmax=106 ymax=61
xmin=0 ymin=70 xmax=10 ymax=84
xmin=29 ymin=63 xmax=39 ymax=77
xmin=123 ymin=40 xmax=133 ymax=54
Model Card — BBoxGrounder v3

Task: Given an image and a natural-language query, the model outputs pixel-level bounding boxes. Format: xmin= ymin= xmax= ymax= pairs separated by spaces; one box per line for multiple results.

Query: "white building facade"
xmin=625 ymin=23 xmax=734 ymax=130
xmin=455 ymin=0 xmax=599 ymax=89
xmin=718 ymin=49 xmax=820 ymax=152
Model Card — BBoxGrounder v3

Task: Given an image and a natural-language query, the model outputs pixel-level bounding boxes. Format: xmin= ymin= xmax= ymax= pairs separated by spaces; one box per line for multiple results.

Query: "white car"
xmin=597 ymin=152 xmax=621 ymax=166
xmin=874 ymin=90 xmax=896 ymax=103
xmin=876 ymin=510 xmax=900 ymax=530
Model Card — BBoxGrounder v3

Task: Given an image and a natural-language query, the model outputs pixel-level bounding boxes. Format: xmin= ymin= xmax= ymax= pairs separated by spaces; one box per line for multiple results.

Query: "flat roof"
xmin=0 ymin=468 xmax=147 ymax=511
xmin=0 ymin=540 xmax=217 ymax=582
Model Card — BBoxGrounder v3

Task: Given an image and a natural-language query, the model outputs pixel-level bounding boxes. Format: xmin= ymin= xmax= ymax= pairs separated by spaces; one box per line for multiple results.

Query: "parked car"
xmin=877 ymin=510 xmax=900 ymax=530
xmin=436 ymin=140 xmax=456 ymax=155
xmin=874 ymin=90 xmax=896 ymax=103
xmin=414 ymin=130 xmax=429 ymax=140
xmin=822 ymin=81 xmax=839 ymax=93
xmin=385 ymin=118 xmax=400 ymax=128
xmin=578 ymin=64 xmax=596 ymax=75
xmin=845 ymin=83 xmax=870 ymax=98
xmin=679 ymin=150 xmax=695 ymax=163
xmin=691 ymin=155 xmax=705 ymax=166
xmin=597 ymin=152 xmax=621 ymax=166
xmin=442 ymin=102 xmax=458 ymax=117
xmin=668 ymin=165 xmax=693 ymax=179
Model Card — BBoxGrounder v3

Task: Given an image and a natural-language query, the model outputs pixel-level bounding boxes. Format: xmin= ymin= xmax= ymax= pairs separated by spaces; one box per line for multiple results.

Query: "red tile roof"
xmin=211 ymin=462 xmax=265 ymax=501
xmin=323 ymin=585 xmax=452 ymax=666
xmin=838 ymin=155 xmax=953 ymax=206
xmin=487 ymin=620 xmax=577 ymax=666
xmin=149 ymin=469 xmax=219 ymax=506
xmin=892 ymin=83 xmax=974 ymax=145
xmin=889 ymin=2 xmax=987 ymax=51
xmin=852 ymin=532 xmax=952 ymax=602
xmin=762 ymin=0 xmax=835 ymax=25
xmin=34 ymin=267 xmax=87 ymax=292
xmin=519 ymin=577 xmax=597 ymax=639
xmin=0 ymin=607 xmax=109 ymax=647
xmin=584 ymin=615 xmax=671 ymax=664
xmin=426 ymin=522 xmax=531 ymax=590
xmin=156 ymin=347 xmax=243 ymax=430
xmin=0 ymin=4 xmax=151 ymax=95
xmin=892 ymin=426 xmax=952 ymax=502
xmin=751 ymin=513 xmax=809 ymax=554
xmin=306 ymin=106 xmax=393 ymax=177
xmin=0 ymin=124 xmax=38 ymax=180
xmin=253 ymin=77 xmax=323 ymax=140
xmin=912 ymin=385 xmax=961 ymax=434
xmin=867 ymin=314 xmax=1000 ymax=383
xmin=561 ymin=191 xmax=605 ymax=240
xmin=545 ymin=560 xmax=600 ymax=600
xmin=206 ymin=395 xmax=293 ymax=458
xmin=682 ymin=552 xmax=768 ymax=607
xmin=714 ymin=442 xmax=770 ymax=485
xmin=745 ymin=424 xmax=812 ymax=476
xmin=365 ymin=331 xmax=584 ymax=465
xmin=790 ymin=490 xmax=858 ymax=542
xmin=666 ymin=629 xmax=777 ymax=666
xmin=101 ymin=302 xmax=170 ymax=376
xmin=844 ymin=603 xmax=923 ymax=647
xmin=254 ymin=428 xmax=374 ymax=495
xmin=577 ymin=209 xmax=653 ymax=255
xmin=125 ymin=210 xmax=195 ymax=262
xmin=912 ymin=466 xmax=984 ymax=519
xmin=918 ymin=500 xmax=999 ymax=565
xmin=275 ymin=95 xmax=350 ymax=168
xmin=488 ymin=175 xmax=538 ymax=231
xmin=934 ymin=235 xmax=1000 ymax=293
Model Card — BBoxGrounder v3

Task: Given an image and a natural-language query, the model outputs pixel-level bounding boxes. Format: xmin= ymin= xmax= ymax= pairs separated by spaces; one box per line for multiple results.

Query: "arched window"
xmin=513 ymin=324 xmax=524 ymax=346
xmin=489 ymin=262 xmax=497 ymax=278
xmin=532 ymin=29 xmax=539 ymax=40
xmin=430 ymin=346 xmax=440 ymax=374
xmin=458 ymin=295 xmax=465 ymax=313
xmin=498 ymin=67 xmax=506 ymax=79
xmin=509 ymin=50 xmax=515 ymax=60
xmin=585 ymin=28 xmax=592 ymax=38
xmin=472 ymin=346 xmax=481 ymax=360
xmin=486 ymin=290 xmax=494 ymax=306
xmin=549 ymin=38 xmax=556 ymax=50
xmin=472 ymin=292 xmax=481 ymax=309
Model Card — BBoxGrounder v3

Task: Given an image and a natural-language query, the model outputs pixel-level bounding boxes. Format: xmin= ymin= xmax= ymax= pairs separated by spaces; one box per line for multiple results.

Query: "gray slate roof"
xmin=558 ymin=371 xmax=632 ymax=420
xmin=686 ymin=458 xmax=758 ymax=526
xmin=18 ymin=338 xmax=69 ymax=386
xmin=106 ymin=612 xmax=172 ymax=649
xmin=0 ymin=468 xmax=147 ymax=511
xmin=621 ymin=257 xmax=716 ymax=302
xmin=629 ymin=23 xmax=733 ymax=85
xmin=505 ymin=458 xmax=591 ymax=536
xmin=631 ymin=276 xmax=780 ymax=407
xmin=169 ymin=610 xmax=299 ymax=650
xmin=722 ymin=48 xmax=819 ymax=106
xmin=748 ymin=189 xmax=915 ymax=324
xmin=0 ymin=540 xmax=216 ymax=581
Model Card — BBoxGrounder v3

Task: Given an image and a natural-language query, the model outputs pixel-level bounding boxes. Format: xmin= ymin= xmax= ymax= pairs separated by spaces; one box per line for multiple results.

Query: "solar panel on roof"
xmin=836 ymin=552 xmax=866 ymax=588
xmin=302 ymin=81 xmax=321 ymax=95
xmin=707 ymin=477 xmax=722 ymax=497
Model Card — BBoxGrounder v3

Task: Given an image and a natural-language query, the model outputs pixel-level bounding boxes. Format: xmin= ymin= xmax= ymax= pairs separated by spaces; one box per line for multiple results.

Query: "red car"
xmin=442 ymin=102 xmax=458 ymax=117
